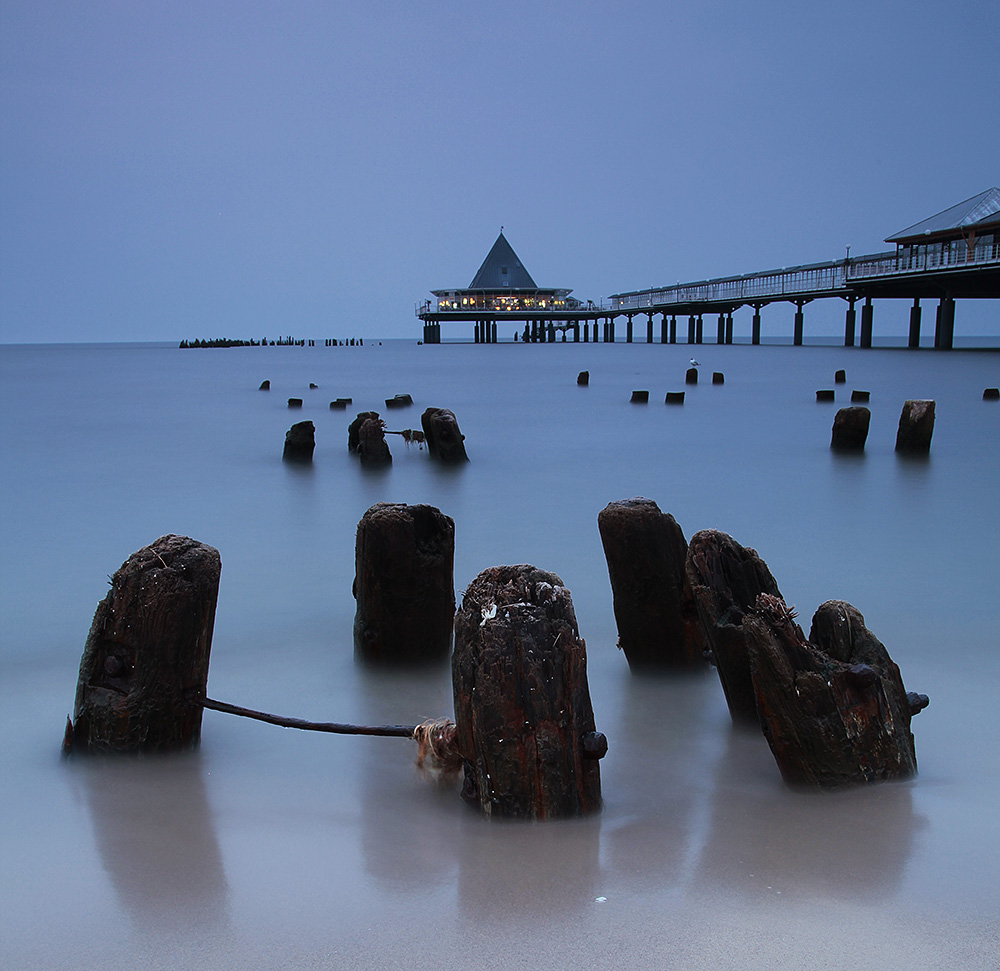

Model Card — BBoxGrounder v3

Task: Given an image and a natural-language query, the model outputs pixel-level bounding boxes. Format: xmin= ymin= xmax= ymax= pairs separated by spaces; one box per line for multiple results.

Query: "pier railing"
xmin=611 ymin=246 xmax=1000 ymax=311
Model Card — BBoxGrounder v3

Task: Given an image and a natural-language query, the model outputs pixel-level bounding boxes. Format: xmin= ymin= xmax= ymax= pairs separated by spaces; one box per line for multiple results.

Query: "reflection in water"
xmin=601 ymin=671 xmax=722 ymax=888
xmin=694 ymin=728 xmax=924 ymax=901
xmin=73 ymin=752 xmax=229 ymax=933
xmin=456 ymin=811 xmax=601 ymax=920
xmin=355 ymin=662 xmax=460 ymax=891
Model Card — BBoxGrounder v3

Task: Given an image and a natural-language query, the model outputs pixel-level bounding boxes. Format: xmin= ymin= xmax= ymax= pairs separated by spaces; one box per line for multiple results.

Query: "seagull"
xmin=689 ymin=358 xmax=700 ymax=367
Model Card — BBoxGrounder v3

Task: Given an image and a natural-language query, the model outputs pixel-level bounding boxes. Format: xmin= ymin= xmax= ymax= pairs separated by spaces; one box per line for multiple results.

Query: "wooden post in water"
xmin=68 ymin=535 xmax=221 ymax=754
xmin=597 ymin=498 xmax=706 ymax=671
xmin=421 ymin=407 xmax=469 ymax=463
xmin=744 ymin=596 xmax=924 ymax=788
xmin=353 ymin=503 xmax=455 ymax=665
xmin=452 ymin=565 xmax=605 ymax=819
xmin=831 ymin=406 xmax=870 ymax=451
xmin=685 ymin=529 xmax=785 ymax=726
xmin=895 ymin=399 xmax=935 ymax=453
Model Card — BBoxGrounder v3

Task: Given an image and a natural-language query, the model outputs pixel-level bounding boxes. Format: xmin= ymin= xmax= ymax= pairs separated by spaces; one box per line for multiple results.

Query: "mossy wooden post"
xmin=69 ymin=535 xmax=221 ymax=753
xmin=353 ymin=503 xmax=455 ymax=664
xmin=597 ymin=498 xmax=706 ymax=671
xmin=744 ymin=597 xmax=923 ymax=788
xmin=452 ymin=565 xmax=605 ymax=819
xmin=685 ymin=529 xmax=784 ymax=726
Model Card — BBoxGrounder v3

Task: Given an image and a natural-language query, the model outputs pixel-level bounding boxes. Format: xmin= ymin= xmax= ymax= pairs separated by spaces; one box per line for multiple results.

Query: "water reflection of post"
xmin=74 ymin=753 xmax=229 ymax=933
xmin=602 ymin=671 xmax=720 ymax=889
xmin=354 ymin=663 xmax=461 ymax=890
xmin=692 ymin=729 xmax=923 ymax=901
xmin=455 ymin=811 xmax=602 ymax=920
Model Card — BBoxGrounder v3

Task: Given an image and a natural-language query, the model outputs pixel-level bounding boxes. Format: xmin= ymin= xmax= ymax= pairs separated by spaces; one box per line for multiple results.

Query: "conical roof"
xmin=886 ymin=187 xmax=1000 ymax=243
xmin=468 ymin=232 xmax=538 ymax=289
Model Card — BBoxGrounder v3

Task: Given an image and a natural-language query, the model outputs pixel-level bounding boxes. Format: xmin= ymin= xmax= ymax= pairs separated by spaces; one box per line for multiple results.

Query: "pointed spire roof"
xmin=468 ymin=232 xmax=538 ymax=289
xmin=886 ymin=187 xmax=1000 ymax=243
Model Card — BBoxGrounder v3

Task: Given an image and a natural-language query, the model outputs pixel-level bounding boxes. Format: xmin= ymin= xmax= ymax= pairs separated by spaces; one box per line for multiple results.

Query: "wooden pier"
xmin=418 ymin=189 xmax=1000 ymax=348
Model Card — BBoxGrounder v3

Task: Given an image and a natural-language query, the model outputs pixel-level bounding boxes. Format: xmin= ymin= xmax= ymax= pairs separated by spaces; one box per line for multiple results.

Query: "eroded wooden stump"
xmin=283 ymin=420 xmax=315 ymax=461
xmin=353 ymin=503 xmax=455 ymax=664
xmin=744 ymin=596 xmax=922 ymax=788
xmin=68 ymin=535 xmax=221 ymax=754
xmin=685 ymin=529 xmax=784 ymax=726
xmin=597 ymin=498 xmax=706 ymax=671
xmin=452 ymin=565 xmax=604 ymax=819
xmin=358 ymin=418 xmax=391 ymax=467
xmin=831 ymin=406 xmax=870 ymax=451
xmin=348 ymin=411 xmax=380 ymax=452
xmin=421 ymin=407 xmax=469 ymax=463
xmin=895 ymin=399 xmax=935 ymax=453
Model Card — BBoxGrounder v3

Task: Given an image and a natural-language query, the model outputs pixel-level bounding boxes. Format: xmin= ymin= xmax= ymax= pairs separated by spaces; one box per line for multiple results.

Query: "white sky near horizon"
xmin=1 ymin=0 xmax=998 ymax=343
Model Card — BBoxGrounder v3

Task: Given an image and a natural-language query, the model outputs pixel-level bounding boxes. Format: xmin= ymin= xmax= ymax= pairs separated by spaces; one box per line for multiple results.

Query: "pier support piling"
xmin=752 ymin=305 xmax=762 ymax=345
xmin=938 ymin=297 xmax=955 ymax=350
xmin=793 ymin=301 xmax=805 ymax=346
xmin=860 ymin=298 xmax=873 ymax=348
xmin=844 ymin=297 xmax=857 ymax=347
xmin=908 ymin=299 xmax=922 ymax=349
xmin=717 ymin=314 xmax=726 ymax=344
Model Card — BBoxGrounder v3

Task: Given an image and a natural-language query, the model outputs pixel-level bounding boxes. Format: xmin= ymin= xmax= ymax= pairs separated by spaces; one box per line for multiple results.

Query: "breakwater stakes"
xmin=418 ymin=189 xmax=1000 ymax=348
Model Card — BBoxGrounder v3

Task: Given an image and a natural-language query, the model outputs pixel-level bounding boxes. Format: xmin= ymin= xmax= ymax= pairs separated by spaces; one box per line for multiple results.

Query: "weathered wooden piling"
xmin=282 ymin=420 xmax=315 ymax=461
xmin=895 ymin=399 xmax=935 ymax=453
xmin=385 ymin=394 xmax=412 ymax=409
xmin=577 ymin=370 xmax=589 ymax=386
xmin=597 ymin=498 xmax=706 ymax=671
xmin=287 ymin=397 xmax=303 ymax=408
xmin=851 ymin=390 xmax=870 ymax=402
xmin=685 ymin=529 xmax=785 ymax=726
xmin=258 ymin=380 xmax=270 ymax=390
xmin=712 ymin=371 xmax=725 ymax=385
xmin=835 ymin=369 xmax=847 ymax=384
xmin=984 ymin=388 xmax=1000 ymax=401
xmin=421 ymin=407 xmax=469 ymax=463
xmin=816 ymin=389 xmax=835 ymax=402
xmin=744 ymin=596 xmax=923 ymax=788
xmin=68 ymin=535 xmax=221 ymax=754
xmin=665 ymin=391 xmax=685 ymax=404
xmin=452 ymin=565 xmax=604 ymax=819
xmin=353 ymin=503 xmax=455 ymax=665
xmin=630 ymin=390 xmax=649 ymax=403
xmin=831 ymin=406 xmax=871 ymax=451
xmin=686 ymin=367 xmax=699 ymax=385
xmin=348 ymin=411 xmax=380 ymax=452
xmin=358 ymin=418 xmax=391 ymax=467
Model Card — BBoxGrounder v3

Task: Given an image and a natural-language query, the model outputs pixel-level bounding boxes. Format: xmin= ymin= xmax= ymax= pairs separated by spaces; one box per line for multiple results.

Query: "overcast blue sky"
xmin=2 ymin=0 xmax=998 ymax=343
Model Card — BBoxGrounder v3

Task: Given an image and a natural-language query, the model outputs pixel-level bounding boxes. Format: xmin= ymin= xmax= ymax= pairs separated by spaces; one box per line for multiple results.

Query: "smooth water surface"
xmin=1 ymin=340 xmax=998 ymax=969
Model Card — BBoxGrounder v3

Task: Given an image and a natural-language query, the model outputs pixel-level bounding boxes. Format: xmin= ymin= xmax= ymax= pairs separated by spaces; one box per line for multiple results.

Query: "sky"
xmin=1 ymin=0 xmax=998 ymax=343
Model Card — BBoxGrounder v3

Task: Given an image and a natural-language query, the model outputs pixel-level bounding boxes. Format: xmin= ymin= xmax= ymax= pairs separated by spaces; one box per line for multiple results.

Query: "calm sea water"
xmin=2 ymin=339 xmax=999 ymax=970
